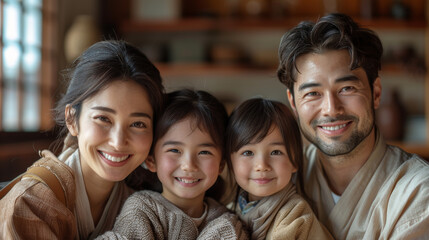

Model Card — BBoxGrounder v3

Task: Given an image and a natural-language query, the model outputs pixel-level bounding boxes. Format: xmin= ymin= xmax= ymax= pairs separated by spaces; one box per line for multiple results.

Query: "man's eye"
xmin=341 ymin=86 xmax=355 ymax=92
xmin=131 ymin=121 xmax=147 ymax=128
xmin=304 ymin=91 xmax=319 ymax=97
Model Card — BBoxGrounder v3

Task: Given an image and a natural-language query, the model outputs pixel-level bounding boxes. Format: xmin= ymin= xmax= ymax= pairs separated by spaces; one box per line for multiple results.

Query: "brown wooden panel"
xmin=0 ymin=131 xmax=56 ymax=181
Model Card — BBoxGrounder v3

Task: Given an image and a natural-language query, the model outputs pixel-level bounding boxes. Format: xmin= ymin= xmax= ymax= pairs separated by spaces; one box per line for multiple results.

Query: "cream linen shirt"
xmin=302 ymin=130 xmax=429 ymax=240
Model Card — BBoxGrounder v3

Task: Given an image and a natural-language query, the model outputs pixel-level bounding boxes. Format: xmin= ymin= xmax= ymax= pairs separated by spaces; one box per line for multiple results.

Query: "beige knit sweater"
xmin=96 ymin=190 xmax=249 ymax=240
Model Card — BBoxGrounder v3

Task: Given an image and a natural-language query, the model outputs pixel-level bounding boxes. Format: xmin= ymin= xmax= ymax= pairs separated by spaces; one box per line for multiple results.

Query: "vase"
xmin=376 ymin=88 xmax=406 ymax=141
xmin=64 ymin=15 xmax=101 ymax=63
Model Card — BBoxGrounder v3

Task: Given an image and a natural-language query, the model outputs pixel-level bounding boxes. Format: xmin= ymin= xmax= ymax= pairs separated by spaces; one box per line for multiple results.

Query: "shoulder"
xmin=383 ymin=145 xmax=429 ymax=185
xmin=274 ymin=193 xmax=314 ymax=223
xmin=200 ymin=199 xmax=249 ymax=240
xmin=1 ymin=150 xmax=76 ymax=210
xmin=205 ymin=197 xmax=230 ymax=219
xmin=36 ymin=150 xmax=76 ymax=204
xmin=269 ymin=194 xmax=333 ymax=240
xmin=122 ymin=190 xmax=162 ymax=209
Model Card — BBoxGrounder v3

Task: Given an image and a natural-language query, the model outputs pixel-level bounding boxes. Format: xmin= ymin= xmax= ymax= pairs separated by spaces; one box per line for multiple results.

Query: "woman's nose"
xmin=109 ymin=125 xmax=128 ymax=149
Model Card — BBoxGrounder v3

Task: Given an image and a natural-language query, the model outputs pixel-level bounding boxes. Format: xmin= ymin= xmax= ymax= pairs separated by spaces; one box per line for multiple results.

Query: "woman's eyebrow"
xmin=91 ymin=106 xmax=152 ymax=119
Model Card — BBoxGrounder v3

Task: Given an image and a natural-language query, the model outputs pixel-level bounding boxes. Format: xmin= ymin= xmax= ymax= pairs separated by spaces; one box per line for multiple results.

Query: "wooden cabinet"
xmin=101 ymin=0 xmax=429 ymax=159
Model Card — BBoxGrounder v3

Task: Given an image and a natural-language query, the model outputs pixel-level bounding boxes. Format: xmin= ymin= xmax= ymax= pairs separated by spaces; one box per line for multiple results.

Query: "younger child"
xmin=225 ymin=98 xmax=333 ymax=240
xmin=98 ymin=89 xmax=248 ymax=240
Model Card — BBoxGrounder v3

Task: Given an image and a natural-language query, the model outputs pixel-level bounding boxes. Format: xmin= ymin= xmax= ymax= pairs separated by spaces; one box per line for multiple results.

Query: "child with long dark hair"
xmin=226 ymin=98 xmax=333 ymax=240
xmin=98 ymin=89 xmax=248 ymax=239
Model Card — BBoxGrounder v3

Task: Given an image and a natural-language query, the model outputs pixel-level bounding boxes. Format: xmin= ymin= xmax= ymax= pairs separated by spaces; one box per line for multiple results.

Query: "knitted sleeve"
xmin=198 ymin=211 xmax=249 ymax=240
xmin=96 ymin=191 xmax=164 ymax=239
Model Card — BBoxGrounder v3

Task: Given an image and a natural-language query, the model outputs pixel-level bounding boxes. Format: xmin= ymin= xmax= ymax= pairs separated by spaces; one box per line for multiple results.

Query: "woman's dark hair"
xmin=54 ymin=40 xmax=164 ymax=146
xmin=154 ymin=89 xmax=228 ymax=201
xmin=53 ymin=40 xmax=165 ymax=189
xmin=277 ymin=13 xmax=383 ymax=96
xmin=225 ymin=98 xmax=304 ymax=206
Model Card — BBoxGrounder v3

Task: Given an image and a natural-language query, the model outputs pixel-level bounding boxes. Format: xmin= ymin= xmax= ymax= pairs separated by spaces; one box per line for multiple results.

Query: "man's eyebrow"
xmin=297 ymin=75 xmax=360 ymax=92
xmin=298 ymin=82 xmax=320 ymax=92
xmin=335 ymin=75 xmax=359 ymax=83
xmin=91 ymin=106 xmax=152 ymax=119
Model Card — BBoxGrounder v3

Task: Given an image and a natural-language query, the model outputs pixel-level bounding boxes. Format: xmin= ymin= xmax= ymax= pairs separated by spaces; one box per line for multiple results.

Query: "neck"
xmin=319 ymin=129 xmax=376 ymax=195
xmin=81 ymin=166 xmax=115 ymax=226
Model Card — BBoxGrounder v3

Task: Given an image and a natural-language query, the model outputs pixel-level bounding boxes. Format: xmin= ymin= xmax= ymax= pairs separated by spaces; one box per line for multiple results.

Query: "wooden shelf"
xmin=121 ymin=17 xmax=427 ymax=33
xmin=155 ymin=63 xmax=275 ymax=77
xmin=152 ymin=62 xmax=425 ymax=77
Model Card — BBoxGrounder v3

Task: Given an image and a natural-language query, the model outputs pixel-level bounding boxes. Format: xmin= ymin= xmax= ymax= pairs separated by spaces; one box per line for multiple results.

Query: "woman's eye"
xmin=95 ymin=116 xmax=110 ymax=123
xmin=131 ymin=121 xmax=147 ymax=129
xmin=242 ymin=151 xmax=253 ymax=156
xmin=271 ymin=150 xmax=283 ymax=156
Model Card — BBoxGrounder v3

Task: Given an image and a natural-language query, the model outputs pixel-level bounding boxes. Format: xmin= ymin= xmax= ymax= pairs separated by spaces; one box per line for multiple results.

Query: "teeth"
xmin=101 ymin=152 xmax=129 ymax=162
xmin=322 ymin=123 xmax=347 ymax=131
xmin=176 ymin=177 xmax=200 ymax=184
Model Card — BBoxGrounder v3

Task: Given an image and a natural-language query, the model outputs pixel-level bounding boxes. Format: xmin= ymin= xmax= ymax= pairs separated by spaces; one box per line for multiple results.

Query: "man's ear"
xmin=372 ymin=77 xmax=382 ymax=110
xmin=287 ymin=89 xmax=298 ymax=116
xmin=145 ymin=156 xmax=157 ymax=173
xmin=65 ymin=104 xmax=78 ymax=136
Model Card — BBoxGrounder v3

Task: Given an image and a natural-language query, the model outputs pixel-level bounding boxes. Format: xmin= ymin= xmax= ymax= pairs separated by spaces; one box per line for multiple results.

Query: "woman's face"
xmin=67 ymin=80 xmax=154 ymax=183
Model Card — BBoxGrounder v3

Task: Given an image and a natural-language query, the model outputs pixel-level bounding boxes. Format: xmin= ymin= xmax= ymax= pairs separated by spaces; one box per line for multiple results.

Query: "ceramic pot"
xmin=64 ymin=15 xmax=101 ymax=63
xmin=376 ymin=88 xmax=406 ymax=141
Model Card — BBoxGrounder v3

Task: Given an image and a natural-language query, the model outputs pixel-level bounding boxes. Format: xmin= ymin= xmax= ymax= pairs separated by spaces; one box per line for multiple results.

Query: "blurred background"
xmin=0 ymin=0 xmax=428 ymax=180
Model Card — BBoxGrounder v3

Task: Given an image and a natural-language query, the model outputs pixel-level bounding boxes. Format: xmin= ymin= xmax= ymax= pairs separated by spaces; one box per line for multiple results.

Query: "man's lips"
xmin=316 ymin=121 xmax=353 ymax=137
xmin=319 ymin=122 xmax=348 ymax=131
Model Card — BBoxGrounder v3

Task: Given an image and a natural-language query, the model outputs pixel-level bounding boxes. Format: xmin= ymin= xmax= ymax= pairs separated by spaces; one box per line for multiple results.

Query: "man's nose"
xmin=321 ymin=92 xmax=344 ymax=116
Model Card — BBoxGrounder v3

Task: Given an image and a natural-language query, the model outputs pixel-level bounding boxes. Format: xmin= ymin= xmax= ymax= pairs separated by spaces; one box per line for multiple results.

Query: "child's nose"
xmin=254 ymin=156 xmax=271 ymax=172
xmin=181 ymin=154 xmax=198 ymax=172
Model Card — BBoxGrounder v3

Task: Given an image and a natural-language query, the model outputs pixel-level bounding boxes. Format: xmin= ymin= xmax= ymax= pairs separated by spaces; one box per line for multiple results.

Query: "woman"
xmin=0 ymin=40 xmax=165 ymax=239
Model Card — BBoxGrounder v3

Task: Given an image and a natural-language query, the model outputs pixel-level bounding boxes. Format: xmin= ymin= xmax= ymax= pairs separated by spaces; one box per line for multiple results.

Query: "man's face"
xmin=287 ymin=50 xmax=381 ymax=156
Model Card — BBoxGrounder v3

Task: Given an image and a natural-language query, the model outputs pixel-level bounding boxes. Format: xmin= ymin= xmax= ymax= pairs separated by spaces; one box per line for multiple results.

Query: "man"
xmin=277 ymin=13 xmax=429 ymax=239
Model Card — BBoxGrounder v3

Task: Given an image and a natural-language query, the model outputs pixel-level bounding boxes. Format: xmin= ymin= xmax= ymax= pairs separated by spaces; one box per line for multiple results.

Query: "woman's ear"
xmin=65 ymin=104 xmax=78 ymax=136
xmin=145 ymin=156 xmax=157 ymax=173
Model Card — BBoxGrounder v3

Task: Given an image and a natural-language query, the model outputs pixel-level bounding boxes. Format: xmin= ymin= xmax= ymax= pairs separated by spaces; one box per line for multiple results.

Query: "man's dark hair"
xmin=277 ymin=13 xmax=383 ymax=95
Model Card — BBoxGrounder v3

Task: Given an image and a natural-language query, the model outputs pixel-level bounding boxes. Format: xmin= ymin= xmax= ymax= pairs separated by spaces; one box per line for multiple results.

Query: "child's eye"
xmin=131 ymin=121 xmax=147 ymax=129
xmin=242 ymin=151 xmax=254 ymax=156
xmin=199 ymin=150 xmax=212 ymax=155
xmin=271 ymin=150 xmax=283 ymax=156
xmin=167 ymin=149 xmax=180 ymax=154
